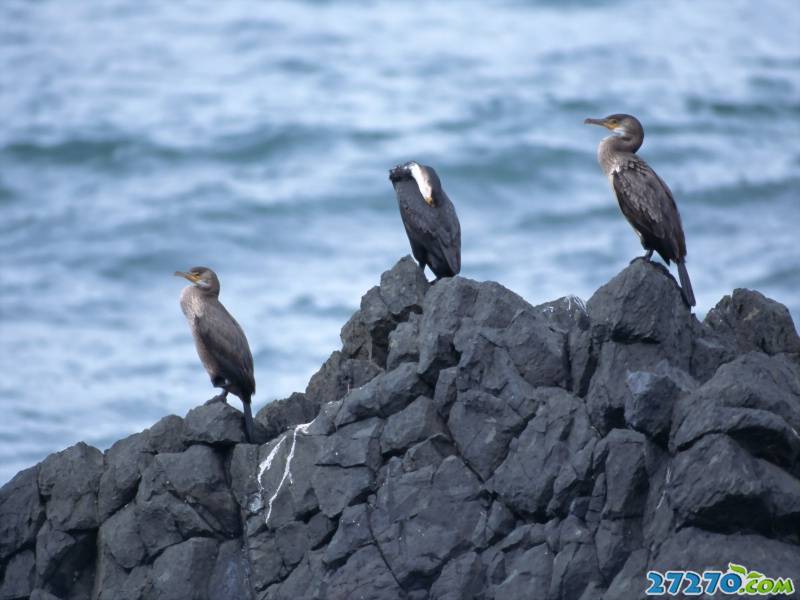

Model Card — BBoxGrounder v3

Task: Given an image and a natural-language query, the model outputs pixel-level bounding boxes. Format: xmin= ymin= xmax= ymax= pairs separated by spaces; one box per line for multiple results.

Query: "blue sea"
xmin=1 ymin=0 xmax=798 ymax=483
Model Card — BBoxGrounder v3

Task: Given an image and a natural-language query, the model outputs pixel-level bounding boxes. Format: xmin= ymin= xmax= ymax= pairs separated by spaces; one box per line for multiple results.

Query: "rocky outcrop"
xmin=2 ymin=256 xmax=799 ymax=600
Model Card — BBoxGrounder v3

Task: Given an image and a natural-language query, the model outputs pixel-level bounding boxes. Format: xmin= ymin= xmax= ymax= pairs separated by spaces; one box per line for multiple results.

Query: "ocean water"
xmin=1 ymin=0 xmax=798 ymax=483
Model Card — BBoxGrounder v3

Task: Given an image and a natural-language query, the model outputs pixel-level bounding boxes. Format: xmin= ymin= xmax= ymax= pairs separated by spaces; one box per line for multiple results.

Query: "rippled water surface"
xmin=1 ymin=0 xmax=799 ymax=482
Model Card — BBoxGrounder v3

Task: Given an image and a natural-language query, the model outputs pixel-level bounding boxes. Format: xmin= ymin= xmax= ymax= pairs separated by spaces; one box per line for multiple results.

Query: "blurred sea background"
xmin=1 ymin=0 xmax=799 ymax=483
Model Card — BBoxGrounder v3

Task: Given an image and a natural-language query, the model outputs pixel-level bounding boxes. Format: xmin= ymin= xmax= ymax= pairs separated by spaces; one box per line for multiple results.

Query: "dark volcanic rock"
xmin=98 ymin=431 xmax=152 ymax=521
xmin=184 ymin=400 xmax=248 ymax=446
xmin=416 ymin=277 xmax=477 ymax=381
xmin=705 ymin=287 xmax=800 ymax=356
xmin=323 ymin=503 xmax=372 ymax=567
xmin=335 ymin=361 xmax=431 ymax=427
xmin=0 ymin=467 xmax=44 ymax=561
xmin=582 ymin=260 xmax=701 ymax=434
xmin=319 ymin=417 xmax=383 ymax=470
xmin=35 ymin=521 xmax=96 ymax=596
xmin=668 ymin=433 xmax=800 ymax=537
xmin=370 ymin=455 xmax=485 ymax=587
xmin=429 ymin=551 xmax=484 ymax=600
xmin=493 ymin=543 xmax=553 ymax=599
xmin=98 ymin=505 xmax=144 ymax=570
xmin=381 ymin=395 xmax=445 ymax=455
xmin=587 ymin=259 xmax=691 ymax=344
xmin=302 ymin=354 xmax=382 ymax=415
xmin=623 ymin=362 xmax=696 ymax=442
xmin=596 ymin=429 xmax=651 ymax=519
xmin=313 ymin=465 xmax=374 ymax=519
xmin=671 ymin=352 xmax=800 ymax=473
xmin=145 ymin=414 xmax=187 ymax=453
xmin=534 ymin=295 xmax=590 ymax=334
xmin=490 ymin=388 xmax=598 ymax=517
xmin=208 ymin=539 xmax=253 ymax=600
xmin=137 ymin=445 xmax=240 ymax=541
xmin=3 ymin=258 xmax=800 ymax=600
xmin=150 ymin=537 xmax=219 ymax=600
xmin=448 ymin=388 xmax=536 ymax=481
xmin=257 ymin=427 xmax=323 ymax=526
xmin=38 ymin=442 xmax=104 ymax=531
xmin=324 ymin=544 xmax=403 ymax=600
xmin=0 ymin=549 xmax=35 ymax=599
xmin=387 ymin=313 xmax=421 ymax=371
xmin=341 ymin=256 xmax=428 ymax=367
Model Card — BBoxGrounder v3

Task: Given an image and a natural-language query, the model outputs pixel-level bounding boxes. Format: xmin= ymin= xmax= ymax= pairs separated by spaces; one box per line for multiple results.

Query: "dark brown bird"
xmin=585 ymin=114 xmax=695 ymax=307
xmin=175 ymin=267 xmax=255 ymax=441
xmin=389 ymin=161 xmax=461 ymax=280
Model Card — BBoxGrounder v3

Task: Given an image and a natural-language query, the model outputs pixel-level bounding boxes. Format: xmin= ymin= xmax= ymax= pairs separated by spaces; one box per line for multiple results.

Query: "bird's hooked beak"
xmin=584 ymin=117 xmax=612 ymax=129
xmin=584 ymin=117 xmax=629 ymax=138
xmin=389 ymin=162 xmax=435 ymax=206
xmin=388 ymin=164 xmax=405 ymax=182
xmin=586 ymin=116 xmax=631 ymax=136
xmin=174 ymin=271 xmax=200 ymax=283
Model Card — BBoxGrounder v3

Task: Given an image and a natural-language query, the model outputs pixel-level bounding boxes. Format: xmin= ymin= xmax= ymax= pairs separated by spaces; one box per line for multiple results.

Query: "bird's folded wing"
xmin=398 ymin=179 xmax=462 ymax=275
xmin=437 ymin=195 xmax=461 ymax=274
xmin=612 ymin=159 xmax=682 ymax=257
xmin=195 ymin=311 xmax=255 ymax=394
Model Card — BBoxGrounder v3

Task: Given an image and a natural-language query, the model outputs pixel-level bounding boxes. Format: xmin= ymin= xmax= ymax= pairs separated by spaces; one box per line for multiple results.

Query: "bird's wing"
xmin=436 ymin=192 xmax=461 ymax=274
xmin=194 ymin=305 xmax=255 ymax=395
xmin=397 ymin=180 xmax=437 ymax=237
xmin=612 ymin=158 xmax=685 ymax=260
xmin=400 ymin=180 xmax=461 ymax=268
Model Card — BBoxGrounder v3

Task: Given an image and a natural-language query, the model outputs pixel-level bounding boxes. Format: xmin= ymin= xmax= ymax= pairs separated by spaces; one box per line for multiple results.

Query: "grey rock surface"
xmin=2 ymin=256 xmax=799 ymax=600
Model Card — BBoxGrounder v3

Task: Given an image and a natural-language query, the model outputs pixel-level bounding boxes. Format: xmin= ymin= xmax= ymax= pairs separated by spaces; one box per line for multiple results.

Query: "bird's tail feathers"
xmin=243 ymin=398 xmax=255 ymax=443
xmin=677 ymin=260 xmax=696 ymax=308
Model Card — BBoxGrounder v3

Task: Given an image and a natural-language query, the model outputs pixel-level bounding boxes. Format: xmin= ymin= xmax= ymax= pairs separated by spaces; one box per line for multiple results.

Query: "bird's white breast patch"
xmin=409 ymin=163 xmax=434 ymax=205
xmin=180 ymin=286 xmax=205 ymax=320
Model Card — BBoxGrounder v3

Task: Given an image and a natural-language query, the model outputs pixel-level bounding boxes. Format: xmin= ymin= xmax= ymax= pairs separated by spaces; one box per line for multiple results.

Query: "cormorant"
xmin=584 ymin=114 xmax=696 ymax=307
xmin=389 ymin=161 xmax=461 ymax=280
xmin=175 ymin=267 xmax=256 ymax=441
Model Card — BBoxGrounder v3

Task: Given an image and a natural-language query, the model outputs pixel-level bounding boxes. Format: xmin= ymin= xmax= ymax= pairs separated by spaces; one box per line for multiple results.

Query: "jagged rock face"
xmin=1 ymin=255 xmax=799 ymax=600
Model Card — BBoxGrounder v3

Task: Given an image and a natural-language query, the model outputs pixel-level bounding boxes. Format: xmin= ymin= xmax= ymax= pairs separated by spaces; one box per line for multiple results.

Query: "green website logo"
xmin=645 ymin=563 xmax=795 ymax=596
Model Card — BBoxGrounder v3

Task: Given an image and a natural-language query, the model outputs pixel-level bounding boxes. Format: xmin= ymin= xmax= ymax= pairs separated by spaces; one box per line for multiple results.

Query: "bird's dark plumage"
xmin=611 ymin=158 xmax=685 ymax=262
xmin=585 ymin=114 xmax=695 ymax=307
xmin=389 ymin=162 xmax=461 ymax=279
xmin=175 ymin=267 xmax=256 ymax=441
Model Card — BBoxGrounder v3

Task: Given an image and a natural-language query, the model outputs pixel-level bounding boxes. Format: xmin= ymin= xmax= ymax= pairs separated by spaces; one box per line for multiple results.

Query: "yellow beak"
xmin=174 ymin=271 xmax=199 ymax=283
xmin=584 ymin=117 xmax=614 ymax=130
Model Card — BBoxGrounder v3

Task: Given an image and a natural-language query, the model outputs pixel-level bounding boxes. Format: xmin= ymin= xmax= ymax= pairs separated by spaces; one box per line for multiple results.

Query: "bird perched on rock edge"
xmin=389 ymin=161 xmax=461 ymax=280
xmin=585 ymin=113 xmax=695 ymax=307
xmin=175 ymin=267 xmax=256 ymax=441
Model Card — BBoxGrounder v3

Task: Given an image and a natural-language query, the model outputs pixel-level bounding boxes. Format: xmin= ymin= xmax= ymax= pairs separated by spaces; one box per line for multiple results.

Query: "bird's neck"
xmin=597 ymin=135 xmax=641 ymax=175
xmin=184 ymin=285 xmax=220 ymax=301
xmin=606 ymin=131 xmax=642 ymax=153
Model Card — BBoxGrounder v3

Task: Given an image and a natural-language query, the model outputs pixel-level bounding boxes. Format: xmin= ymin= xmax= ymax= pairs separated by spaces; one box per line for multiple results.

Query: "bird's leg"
xmin=206 ymin=390 xmax=229 ymax=405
